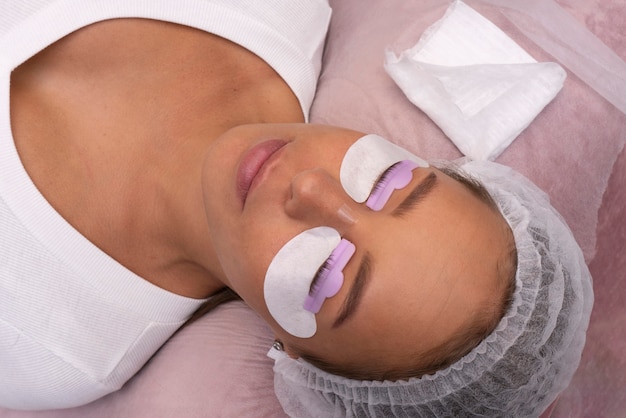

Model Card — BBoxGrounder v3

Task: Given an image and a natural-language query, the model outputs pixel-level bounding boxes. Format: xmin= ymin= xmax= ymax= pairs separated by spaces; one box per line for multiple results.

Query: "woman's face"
xmin=202 ymin=123 xmax=510 ymax=372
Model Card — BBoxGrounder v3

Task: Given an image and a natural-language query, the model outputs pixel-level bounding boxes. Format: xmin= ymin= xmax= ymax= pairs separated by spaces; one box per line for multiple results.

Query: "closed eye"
xmin=369 ymin=162 xmax=402 ymax=196
xmin=366 ymin=160 xmax=420 ymax=212
xmin=310 ymin=257 xmax=332 ymax=294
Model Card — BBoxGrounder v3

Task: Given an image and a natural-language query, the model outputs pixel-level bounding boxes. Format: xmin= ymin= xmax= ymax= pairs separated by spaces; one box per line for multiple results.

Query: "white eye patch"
xmin=263 ymin=226 xmax=341 ymax=338
xmin=340 ymin=134 xmax=429 ymax=203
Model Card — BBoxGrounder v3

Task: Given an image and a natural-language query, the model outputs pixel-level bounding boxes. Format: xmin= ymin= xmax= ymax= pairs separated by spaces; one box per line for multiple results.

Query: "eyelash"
xmin=310 ymin=253 xmax=334 ymax=294
xmin=369 ymin=161 xmax=402 ymax=196
xmin=310 ymin=163 xmax=401 ymax=291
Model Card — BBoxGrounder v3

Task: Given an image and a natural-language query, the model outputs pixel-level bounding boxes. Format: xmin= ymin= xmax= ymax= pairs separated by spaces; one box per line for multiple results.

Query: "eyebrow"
xmin=332 ymin=251 xmax=371 ymax=328
xmin=391 ymin=171 xmax=438 ymax=218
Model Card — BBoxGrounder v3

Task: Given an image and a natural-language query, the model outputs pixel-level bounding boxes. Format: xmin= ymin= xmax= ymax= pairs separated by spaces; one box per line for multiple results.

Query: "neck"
xmin=11 ymin=18 xmax=304 ymax=299
xmin=119 ymin=60 xmax=304 ymax=299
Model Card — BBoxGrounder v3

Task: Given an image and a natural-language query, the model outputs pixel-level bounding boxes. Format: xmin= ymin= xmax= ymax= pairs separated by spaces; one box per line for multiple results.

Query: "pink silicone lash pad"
xmin=304 ymin=239 xmax=356 ymax=314
xmin=366 ymin=160 xmax=419 ymax=211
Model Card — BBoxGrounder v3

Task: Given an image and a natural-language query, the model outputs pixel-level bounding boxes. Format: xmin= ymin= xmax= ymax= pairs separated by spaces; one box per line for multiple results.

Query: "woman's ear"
xmin=273 ymin=339 xmax=299 ymax=359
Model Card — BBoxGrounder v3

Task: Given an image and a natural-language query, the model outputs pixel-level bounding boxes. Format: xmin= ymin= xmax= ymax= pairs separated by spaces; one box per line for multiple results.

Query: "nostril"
xmin=290 ymin=168 xmax=329 ymax=201
xmin=285 ymin=170 xmax=321 ymax=219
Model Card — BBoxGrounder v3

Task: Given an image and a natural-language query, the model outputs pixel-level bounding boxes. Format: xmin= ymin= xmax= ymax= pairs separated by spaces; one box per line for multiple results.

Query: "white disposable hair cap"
xmin=268 ymin=159 xmax=593 ymax=417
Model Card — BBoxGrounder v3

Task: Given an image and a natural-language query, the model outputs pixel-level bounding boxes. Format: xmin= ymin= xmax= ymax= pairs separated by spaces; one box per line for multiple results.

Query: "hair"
xmin=185 ymin=287 xmax=241 ymax=327
xmin=291 ymin=165 xmax=518 ymax=381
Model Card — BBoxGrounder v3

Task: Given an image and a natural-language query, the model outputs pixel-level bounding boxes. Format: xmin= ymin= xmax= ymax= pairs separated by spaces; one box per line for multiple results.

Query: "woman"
xmin=1 ymin=0 xmax=592 ymax=416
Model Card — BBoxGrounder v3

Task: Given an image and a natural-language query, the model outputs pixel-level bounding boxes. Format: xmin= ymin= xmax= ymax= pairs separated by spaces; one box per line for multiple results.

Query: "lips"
xmin=236 ymin=139 xmax=287 ymax=206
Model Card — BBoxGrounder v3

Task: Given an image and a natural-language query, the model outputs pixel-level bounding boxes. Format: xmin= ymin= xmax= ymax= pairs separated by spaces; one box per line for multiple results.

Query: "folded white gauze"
xmin=340 ymin=134 xmax=429 ymax=203
xmin=264 ymin=226 xmax=341 ymax=338
xmin=384 ymin=0 xmax=566 ymax=161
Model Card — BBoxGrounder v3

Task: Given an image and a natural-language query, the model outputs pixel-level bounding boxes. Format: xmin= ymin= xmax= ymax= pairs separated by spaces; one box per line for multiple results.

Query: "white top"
xmin=0 ymin=0 xmax=331 ymax=410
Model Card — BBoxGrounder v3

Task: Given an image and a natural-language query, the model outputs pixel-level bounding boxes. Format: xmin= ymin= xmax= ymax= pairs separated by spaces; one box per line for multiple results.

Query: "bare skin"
xmin=11 ymin=18 xmax=301 ymax=298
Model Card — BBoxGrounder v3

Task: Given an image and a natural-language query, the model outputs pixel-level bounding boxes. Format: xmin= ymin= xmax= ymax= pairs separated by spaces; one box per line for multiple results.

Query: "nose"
xmin=285 ymin=168 xmax=359 ymax=231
